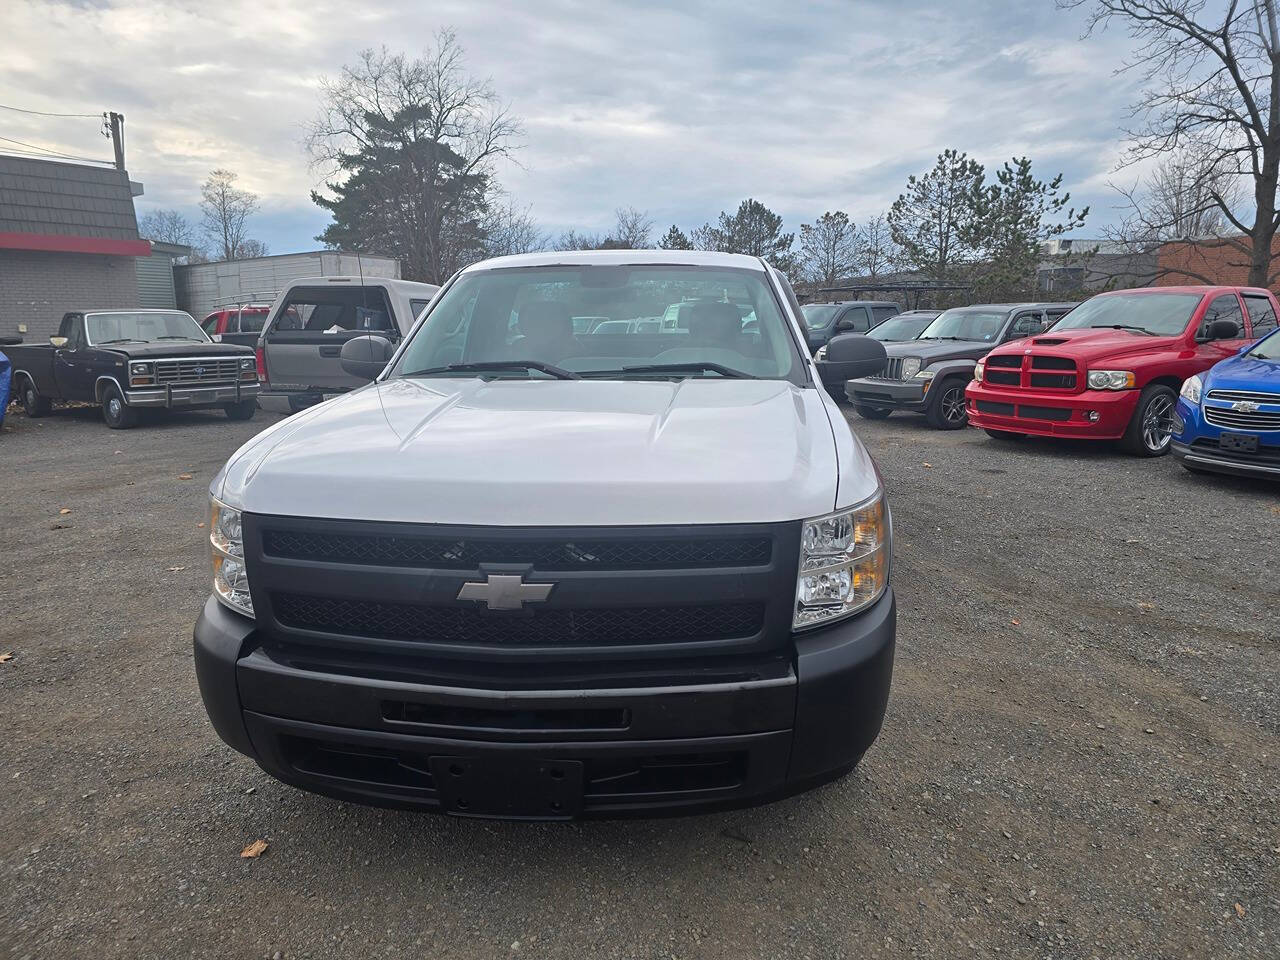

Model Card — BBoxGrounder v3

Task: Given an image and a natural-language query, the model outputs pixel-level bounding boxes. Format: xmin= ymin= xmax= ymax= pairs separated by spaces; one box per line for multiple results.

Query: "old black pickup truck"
xmin=7 ymin=309 xmax=259 ymax=429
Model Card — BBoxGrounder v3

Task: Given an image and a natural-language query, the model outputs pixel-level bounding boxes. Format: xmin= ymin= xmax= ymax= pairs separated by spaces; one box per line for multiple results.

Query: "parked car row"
xmin=834 ymin=284 xmax=1279 ymax=480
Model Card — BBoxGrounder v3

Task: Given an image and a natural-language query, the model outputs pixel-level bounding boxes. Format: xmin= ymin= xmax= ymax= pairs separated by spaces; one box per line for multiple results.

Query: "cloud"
xmin=2 ymin=0 xmax=1143 ymax=254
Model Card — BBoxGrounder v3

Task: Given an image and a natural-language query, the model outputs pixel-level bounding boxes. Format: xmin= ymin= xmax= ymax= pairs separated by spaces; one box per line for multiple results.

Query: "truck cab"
xmin=257 ymin=276 xmax=439 ymax=408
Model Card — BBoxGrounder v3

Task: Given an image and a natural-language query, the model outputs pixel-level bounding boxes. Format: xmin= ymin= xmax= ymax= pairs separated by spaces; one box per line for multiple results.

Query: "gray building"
xmin=0 ymin=155 xmax=150 ymax=342
xmin=175 ymin=251 xmax=401 ymax=321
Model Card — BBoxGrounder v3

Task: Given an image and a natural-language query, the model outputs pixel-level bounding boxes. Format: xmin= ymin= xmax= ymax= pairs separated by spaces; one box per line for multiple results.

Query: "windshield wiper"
xmin=401 ymin=360 xmax=581 ymax=380
xmin=97 ymin=338 xmax=146 ymax=344
xmin=1090 ymin=324 xmax=1155 ymax=336
xmin=921 ymin=336 xmax=967 ymax=342
xmin=156 ymin=335 xmax=202 ymax=341
xmin=581 ymin=362 xmax=753 ymax=379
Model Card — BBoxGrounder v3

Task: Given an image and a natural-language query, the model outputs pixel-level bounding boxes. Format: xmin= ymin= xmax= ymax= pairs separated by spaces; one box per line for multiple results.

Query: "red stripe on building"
xmin=0 ymin=232 xmax=152 ymax=257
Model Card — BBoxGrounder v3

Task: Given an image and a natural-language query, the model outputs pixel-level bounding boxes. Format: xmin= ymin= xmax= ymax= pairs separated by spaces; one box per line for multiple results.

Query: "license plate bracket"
xmin=1220 ymin=432 xmax=1259 ymax=453
xmin=429 ymin=756 xmax=584 ymax=819
xmin=185 ymin=390 xmax=216 ymax=404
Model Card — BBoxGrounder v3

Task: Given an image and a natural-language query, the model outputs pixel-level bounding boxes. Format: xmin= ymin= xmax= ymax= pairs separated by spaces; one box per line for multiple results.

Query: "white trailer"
xmin=174 ymin=251 xmax=401 ymax=320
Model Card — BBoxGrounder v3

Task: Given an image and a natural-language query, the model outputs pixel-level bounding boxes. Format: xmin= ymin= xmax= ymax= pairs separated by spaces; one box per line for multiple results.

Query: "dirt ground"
xmin=1 ymin=400 xmax=1277 ymax=960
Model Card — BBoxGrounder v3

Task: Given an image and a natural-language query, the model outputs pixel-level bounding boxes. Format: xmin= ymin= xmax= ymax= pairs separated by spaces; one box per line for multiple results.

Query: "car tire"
xmin=856 ymin=405 xmax=892 ymax=420
xmin=20 ymin=379 xmax=53 ymax=417
xmin=983 ymin=428 xmax=1025 ymax=441
xmin=925 ymin=377 xmax=968 ymax=430
xmin=1119 ymin=384 xmax=1177 ymax=457
xmin=223 ymin=398 xmax=258 ymax=421
xmin=102 ymin=384 xmax=138 ymax=429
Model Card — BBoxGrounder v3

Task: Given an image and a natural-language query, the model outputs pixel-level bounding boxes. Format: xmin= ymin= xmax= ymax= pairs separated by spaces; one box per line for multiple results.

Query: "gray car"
xmin=845 ymin=302 xmax=1077 ymax=429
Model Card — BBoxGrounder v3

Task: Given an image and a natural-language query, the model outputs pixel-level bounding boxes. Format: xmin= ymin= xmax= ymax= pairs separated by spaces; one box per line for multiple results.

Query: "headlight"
xmin=210 ymin=498 xmax=253 ymax=617
xmin=129 ymin=361 xmax=154 ymax=386
xmin=239 ymin=357 xmax=255 ymax=370
xmin=973 ymin=360 xmax=985 ymax=381
xmin=1087 ymin=369 xmax=1136 ymax=390
xmin=914 ymin=367 xmax=934 ymax=380
xmin=1180 ymin=374 xmax=1203 ymax=404
xmin=794 ymin=490 xmax=890 ymax=630
xmin=900 ymin=357 xmax=922 ymax=379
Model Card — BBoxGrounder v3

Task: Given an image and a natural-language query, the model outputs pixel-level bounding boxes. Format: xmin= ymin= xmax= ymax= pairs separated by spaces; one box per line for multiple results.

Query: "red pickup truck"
xmin=965 ymin=286 xmax=1276 ymax=456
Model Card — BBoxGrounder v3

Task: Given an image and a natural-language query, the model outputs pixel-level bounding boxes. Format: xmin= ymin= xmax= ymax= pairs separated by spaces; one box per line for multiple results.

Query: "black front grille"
xmin=1030 ymin=373 xmax=1076 ymax=389
xmin=262 ymin=528 xmax=772 ymax=570
xmin=987 ymin=370 xmax=1020 ymax=386
xmin=987 ymin=355 xmax=1021 ymax=368
xmin=272 ymin=592 xmax=767 ymax=647
xmin=1031 ymin=355 xmax=1075 ymax=370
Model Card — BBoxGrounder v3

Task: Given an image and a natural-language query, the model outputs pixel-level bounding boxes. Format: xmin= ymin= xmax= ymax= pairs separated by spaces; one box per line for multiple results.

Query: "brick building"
xmin=1154 ymin=236 xmax=1280 ymax=288
xmin=0 ymin=155 xmax=151 ymax=342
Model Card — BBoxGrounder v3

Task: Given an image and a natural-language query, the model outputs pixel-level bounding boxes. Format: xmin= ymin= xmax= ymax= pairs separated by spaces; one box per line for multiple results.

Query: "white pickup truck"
xmin=195 ymin=250 xmax=895 ymax=819
xmin=256 ymin=275 xmax=439 ymax=411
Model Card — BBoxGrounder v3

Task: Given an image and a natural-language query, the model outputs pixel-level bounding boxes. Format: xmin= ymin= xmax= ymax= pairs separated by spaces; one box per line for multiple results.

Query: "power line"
xmin=0 ymin=102 xmax=100 ymax=119
xmin=0 ymin=135 xmax=112 ymax=165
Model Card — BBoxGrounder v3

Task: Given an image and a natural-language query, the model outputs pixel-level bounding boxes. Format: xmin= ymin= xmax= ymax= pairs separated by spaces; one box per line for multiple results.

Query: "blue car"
xmin=1172 ymin=327 xmax=1280 ymax=479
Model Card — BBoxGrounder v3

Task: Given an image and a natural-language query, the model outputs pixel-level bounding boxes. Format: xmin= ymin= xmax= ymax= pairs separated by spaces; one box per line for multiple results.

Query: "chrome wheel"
xmin=107 ymin=397 xmax=122 ymax=420
xmin=1142 ymin=393 xmax=1175 ymax=451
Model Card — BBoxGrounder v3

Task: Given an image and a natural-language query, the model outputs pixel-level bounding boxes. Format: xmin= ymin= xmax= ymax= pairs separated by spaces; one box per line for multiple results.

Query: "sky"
xmin=1 ymin=0 xmax=1146 ymax=256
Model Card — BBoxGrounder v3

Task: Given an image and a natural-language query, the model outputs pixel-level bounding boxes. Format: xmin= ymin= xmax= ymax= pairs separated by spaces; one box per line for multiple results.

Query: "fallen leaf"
xmin=178 ymin=473 xmax=193 ymax=480
xmin=240 ymin=839 xmax=269 ymax=859
xmin=197 ymin=522 xmax=206 ymax=528
xmin=1235 ymin=902 xmax=1246 ymax=919
xmin=1010 ymin=619 xmax=1021 ymax=626
xmin=59 ymin=508 xmax=71 ymax=515
xmin=114 ymin=450 xmax=122 ymax=455
xmin=922 ymin=462 xmax=933 ymax=468
xmin=0 ymin=652 xmax=13 ymax=664
xmin=166 ymin=566 xmax=186 ymax=572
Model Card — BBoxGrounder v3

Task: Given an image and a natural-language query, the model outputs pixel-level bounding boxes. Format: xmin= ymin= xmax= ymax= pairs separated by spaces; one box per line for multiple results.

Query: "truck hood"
xmin=883 ymin=338 xmax=997 ymax=363
xmin=1002 ymin=327 xmax=1182 ymax=363
xmin=1203 ymin=349 xmax=1280 ymax=392
xmin=217 ymin=377 xmax=872 ymax=526
xmin=102 ymin=342 xmax=253 ymax=359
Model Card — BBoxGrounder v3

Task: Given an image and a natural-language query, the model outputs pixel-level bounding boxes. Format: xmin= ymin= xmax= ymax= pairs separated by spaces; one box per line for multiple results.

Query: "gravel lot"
xmin=2 ymin=399 xmax=1277 ymax=960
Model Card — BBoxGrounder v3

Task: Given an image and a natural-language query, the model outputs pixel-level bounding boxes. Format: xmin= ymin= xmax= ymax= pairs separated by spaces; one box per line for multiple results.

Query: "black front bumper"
xmin=193 ymin=589 xmax=896 ymax=819
xmin=844 ymin=377 xmax=927 ymax=411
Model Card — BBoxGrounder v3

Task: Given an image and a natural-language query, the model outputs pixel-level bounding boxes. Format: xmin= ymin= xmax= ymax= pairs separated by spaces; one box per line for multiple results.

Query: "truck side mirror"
xmin=818 ymin=333 xmax=888 ymax=381
xmin=1205 ymin=318 xmax=1240 ymax=341
xmin=340 ymin=335 xmax=395 ymax=381
xmin=49 ymin=336 xmax=68 ymax=348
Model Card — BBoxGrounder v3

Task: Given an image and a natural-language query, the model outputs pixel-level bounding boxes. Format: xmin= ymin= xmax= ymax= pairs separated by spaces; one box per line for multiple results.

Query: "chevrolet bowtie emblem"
xmin=457 ymin=574 xmax=553 ymax=610
xmin=1231 ymin=400 xmax=1260 ymax=413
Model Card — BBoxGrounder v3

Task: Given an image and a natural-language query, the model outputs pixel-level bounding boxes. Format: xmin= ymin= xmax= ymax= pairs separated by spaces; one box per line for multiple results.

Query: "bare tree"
xmin=552 ymin=229 xmax=606 ymax=251
xmin=138 ymin=208 xmax=196 ymax=247
xmin=611 ymin=207 xmax=654 ymax=248
xmin=199 ymin=170 xmax=263 ymax=261
xmin=1064 ymin=0 xmax=1280 ymax=285
xmin=855 ymin=214 xmax=899 ymax=280
xmin=798 ymin=211 xmax=859 ymax=286
xmin=482 ymin=201 xmax=545 ymax=258
xmin=1110 ymin=144 xmax=1246 ymax=246
xmin=307 ymin=32 xmax=522 ymax=282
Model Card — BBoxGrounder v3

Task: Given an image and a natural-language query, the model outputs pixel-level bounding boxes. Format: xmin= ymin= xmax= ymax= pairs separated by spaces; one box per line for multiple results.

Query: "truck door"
xmin=1196 ymin=293 xmax=1253 ymax=365
xmin=261 ymin=285 xmax=398 ymax=393
xmin=52 ymin=314 xmax=94 ymax=401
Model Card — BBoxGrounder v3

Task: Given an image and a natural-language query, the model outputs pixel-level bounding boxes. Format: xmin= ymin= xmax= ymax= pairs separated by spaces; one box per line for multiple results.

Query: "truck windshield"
xmin=393 ymin=264 xmax=800 ymax=382
xmin=868 ymin=316 xmax=930 ymax=341
xmin=801 ymin=305 xmax=840 ymax=329
xmin=1051 ymin=293 xmax=1203 ymax=336
xmin=86 ymin=311 xmax=209 ymax=345
xmin=918 ymin=308 xmax=1009 ymax=342
xmin=1248 ymin=329 xmax=1280 ymax=360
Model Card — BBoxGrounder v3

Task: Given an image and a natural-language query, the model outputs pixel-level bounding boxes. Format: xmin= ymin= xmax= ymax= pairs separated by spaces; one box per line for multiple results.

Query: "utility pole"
xmin=106 ymin=111 xmax=125 ymax=171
